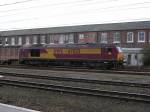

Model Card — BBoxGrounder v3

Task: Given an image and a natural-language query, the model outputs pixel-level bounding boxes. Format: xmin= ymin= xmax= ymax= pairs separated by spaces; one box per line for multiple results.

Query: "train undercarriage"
xmin=19 ymin=59 xmax=124 ymax=69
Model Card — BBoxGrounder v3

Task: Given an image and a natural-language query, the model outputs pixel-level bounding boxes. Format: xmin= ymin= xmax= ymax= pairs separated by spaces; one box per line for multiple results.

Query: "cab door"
xmin=101 ymin=47 xmax=115 ymax=60
xmin=106 ymin=48 xmax=113 ymax=60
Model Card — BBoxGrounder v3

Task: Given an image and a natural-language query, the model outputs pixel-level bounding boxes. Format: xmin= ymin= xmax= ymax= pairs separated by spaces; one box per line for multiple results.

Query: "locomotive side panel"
xmin=19 ymin=44 xmax=124 ymax=68
xmin=52 ymin=48 xmax=101 ymax=60
xmin=20 ymin=47 xmax=102 ymax=60
xmin=20 ymin=46 xmax=120 ymax=61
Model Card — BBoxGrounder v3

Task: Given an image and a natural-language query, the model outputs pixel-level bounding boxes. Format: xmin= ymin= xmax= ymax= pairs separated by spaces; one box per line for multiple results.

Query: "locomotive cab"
xmin=19 ymin=44 xmax=45 ymax=65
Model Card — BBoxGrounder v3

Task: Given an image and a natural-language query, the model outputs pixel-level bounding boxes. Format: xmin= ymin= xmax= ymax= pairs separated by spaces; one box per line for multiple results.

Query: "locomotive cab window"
xmin=107 ymin=48 xmax=112 ymax=55
xmin=107 ymin=48 xmax=112 ymax=52
xmin=30 ymin=49 xmax=40 ymax=57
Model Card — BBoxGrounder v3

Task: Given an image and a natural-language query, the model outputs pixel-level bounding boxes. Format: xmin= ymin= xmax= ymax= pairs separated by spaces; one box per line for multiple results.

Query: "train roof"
xmin=1 ymin=21 xmax=150 ymax=36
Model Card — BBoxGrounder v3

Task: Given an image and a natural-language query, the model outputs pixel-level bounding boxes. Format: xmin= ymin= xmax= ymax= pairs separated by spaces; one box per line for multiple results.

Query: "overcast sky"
xmin=0 ymin=0 xmax=149 ymax=31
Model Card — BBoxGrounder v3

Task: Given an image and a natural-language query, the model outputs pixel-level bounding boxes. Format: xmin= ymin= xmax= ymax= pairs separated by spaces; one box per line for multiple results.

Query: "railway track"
xmin=0 ymin=65 xmax=150 ymax=75
xmin=0 ymin=72 xmax=150 ymax=89
xmin=0 ymin=78 xmax=150 ymax=103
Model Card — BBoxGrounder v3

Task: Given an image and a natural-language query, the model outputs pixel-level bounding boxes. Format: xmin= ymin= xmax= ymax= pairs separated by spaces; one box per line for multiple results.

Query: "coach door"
xmin=101 ymin=48 xmax=111 ymax=60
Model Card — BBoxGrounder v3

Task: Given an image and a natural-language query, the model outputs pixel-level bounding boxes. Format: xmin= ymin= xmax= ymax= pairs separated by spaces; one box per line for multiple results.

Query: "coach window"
xmin=5 ymin=38 xmax=9 ymax=46
xmin=40 ymin=35 xmax=46 ymax=44
xmin=18 ymin=37 xmax=22 ymax=45
xmin=11 ymin=37 xmax=15 ymax=45
xmin=25 ymin=36 xmax=30 ymax=45
xmin=138 ymin=31 xmax=145 ymax=42
xmin=113 ymin=32 xmax=120 ymax=43
xmin=33 ymin=36 xmax=37 ymax=44
xmin=127 ymin=32 xmax=134 ymax=43
xmin=100 ymin=32 xmax=107 ymax=44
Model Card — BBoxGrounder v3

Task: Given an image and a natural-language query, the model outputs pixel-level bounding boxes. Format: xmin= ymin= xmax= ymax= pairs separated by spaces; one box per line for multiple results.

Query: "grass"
xmin=0 ymin=85 xmax=150 ymax=112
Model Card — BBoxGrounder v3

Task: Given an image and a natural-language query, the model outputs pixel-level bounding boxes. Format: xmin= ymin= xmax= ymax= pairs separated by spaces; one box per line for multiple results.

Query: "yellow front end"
xmin=40 ymin=48 xmax=56 ymax=59
xmin=117 ymin=52 xmax=124 ymax=62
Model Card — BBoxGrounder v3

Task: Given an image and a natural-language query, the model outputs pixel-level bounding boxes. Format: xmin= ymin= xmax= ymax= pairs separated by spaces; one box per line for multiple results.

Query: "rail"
xmin=0 ymin=79 xmax=150 ymax=103
xmin=0 ymin=65 xmax=150 ymax=75
xmin=0 ymin=72 xmax=150 ymax=89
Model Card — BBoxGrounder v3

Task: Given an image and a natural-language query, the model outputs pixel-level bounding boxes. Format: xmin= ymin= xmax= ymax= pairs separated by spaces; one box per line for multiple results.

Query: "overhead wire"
xmin=0 ymin=0 xmax=116 ymax=14
xmin=0 ymin=0 xmax=149 ymax=31
xmin=0 ymin=17 xmax=150 ymax=31
xmin=0 ymin=0 xmax=149 ymax=18
xmin=0 ymin=0 xmax=38 ymax=7
xmin=0 ymin=0 xmax=116 ymax=17
xmin=0 ymin=1 xmax=149 ymax=24
xmin=0 ymin=8 xmax=149 ymax=24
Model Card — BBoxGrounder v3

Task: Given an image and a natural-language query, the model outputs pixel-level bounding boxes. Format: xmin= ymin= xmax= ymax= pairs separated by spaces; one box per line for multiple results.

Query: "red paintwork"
xmin=20 ymin=44 xmax=119 ymax=61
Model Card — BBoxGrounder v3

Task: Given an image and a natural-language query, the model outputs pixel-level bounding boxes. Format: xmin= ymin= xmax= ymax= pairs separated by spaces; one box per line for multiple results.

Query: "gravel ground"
xmin=0 ymin=67 xmax=150 ymax=112
xmin=0 ymin=85 xmax=150 ymax=112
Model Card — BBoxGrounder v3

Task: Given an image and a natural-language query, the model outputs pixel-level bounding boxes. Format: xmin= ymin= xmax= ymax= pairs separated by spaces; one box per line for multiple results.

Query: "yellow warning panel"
xmin=80 ymin=48 xmax=101 ymax=54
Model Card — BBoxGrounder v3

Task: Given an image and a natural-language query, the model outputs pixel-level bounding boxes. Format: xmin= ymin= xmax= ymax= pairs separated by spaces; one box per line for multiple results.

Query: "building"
xmin=0 ymin=21 xmax=150 ymax=66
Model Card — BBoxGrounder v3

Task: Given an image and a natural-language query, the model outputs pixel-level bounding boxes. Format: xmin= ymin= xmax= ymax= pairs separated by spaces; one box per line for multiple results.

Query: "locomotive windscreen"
xmin=107 ymin=48 xmax=112 ymax=52
xmin=30 ymin=49 xmax=40 ymax=57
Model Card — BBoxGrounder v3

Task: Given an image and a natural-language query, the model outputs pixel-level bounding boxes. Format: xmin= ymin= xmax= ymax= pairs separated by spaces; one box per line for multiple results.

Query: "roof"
xmin=0 ymin=21 xmax=150 ymax=36
xmin=21 ymin=43 xmax=116 ymax=49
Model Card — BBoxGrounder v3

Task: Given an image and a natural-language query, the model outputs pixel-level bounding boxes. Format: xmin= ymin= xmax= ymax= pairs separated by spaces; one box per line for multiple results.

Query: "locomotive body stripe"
xmin=54 ymin=54 xmax=101 ymax=59
xmin=38 ymin=48 xmax=102 ymax=59
xmin=80 ymin=48 xmax=101 ymax=54
xmin=52 ymin=48 xmax=101 ymax=55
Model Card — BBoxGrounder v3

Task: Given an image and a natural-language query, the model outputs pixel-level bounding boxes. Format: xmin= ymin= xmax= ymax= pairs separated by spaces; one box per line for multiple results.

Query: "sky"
xmin=0 ymin=0 xmax=149 ymax=31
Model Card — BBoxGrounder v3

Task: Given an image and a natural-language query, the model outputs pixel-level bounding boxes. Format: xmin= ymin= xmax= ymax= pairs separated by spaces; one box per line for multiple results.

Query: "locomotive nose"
xmin=116 ymin=47 xmax=124 ymax=61
xmin=117 ymin=52 xmax=124 ymax=61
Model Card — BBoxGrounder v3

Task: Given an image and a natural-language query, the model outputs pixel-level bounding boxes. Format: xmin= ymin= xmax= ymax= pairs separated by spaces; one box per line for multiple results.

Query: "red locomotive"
xmin=19 ymin=43 xmax=124 ymax=69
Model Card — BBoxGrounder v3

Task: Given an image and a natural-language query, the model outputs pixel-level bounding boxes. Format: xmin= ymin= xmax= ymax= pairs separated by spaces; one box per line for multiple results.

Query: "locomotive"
xmin=19 ymin=43 xmax=124 ymax=69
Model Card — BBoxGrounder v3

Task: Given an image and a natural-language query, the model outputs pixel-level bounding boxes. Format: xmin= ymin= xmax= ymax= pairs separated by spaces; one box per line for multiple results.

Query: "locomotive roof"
xmin=1 ymin=21 xmax=150 ymax=36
